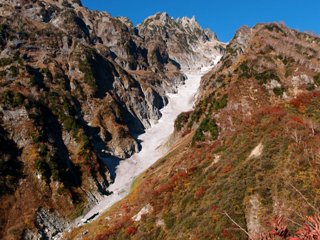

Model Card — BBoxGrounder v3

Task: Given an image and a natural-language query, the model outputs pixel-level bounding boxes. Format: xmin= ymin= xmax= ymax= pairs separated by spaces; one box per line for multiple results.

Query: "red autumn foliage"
xmin=195 ymin=186 xmax=206 ymax=198
xmin=207 ymin=175 xmax=214 ymax=181
xmin=212 ymin=205 xmax=219 ymax=212
xmin=222 ymin=164 xmax=232 ymax=174
xmin=222 ymin=229 xmax=231 ymax=238
xmin=171 ymin=171 xmax=189 ymax=183
xmin=121 ymin=203 xmax=130 ymax=213
xmin=244 ymin=106 xmax=286 ymax=126
xmin=257 ymin=106 xmax=286 ymax=118
xmin=295 ymin=215 xmax=320 ymax=239
xmin=290 ymin=116 xmax=305 ymax=125
xmin=187 ymin=166 xmax=198 ymax=173
xmin=252 ymin=215 xmax=320 ymax=240
xmin=290 ymin=91 xmax=320 ymax=109
xmin=252 ymin=216 xmax=289 ymax=240
xmin=154 ymin=182 xmax=174 ymax=194
xmin=95 ymin=233 xmax=111 ymax=240
xmin=126 ymin=226 xmax=136 ymax=235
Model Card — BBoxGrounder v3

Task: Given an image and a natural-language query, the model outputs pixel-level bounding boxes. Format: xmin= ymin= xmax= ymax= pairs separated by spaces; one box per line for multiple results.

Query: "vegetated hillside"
xmin=0 ymin=0 xmax=224 ymax=239
xmin=68 ymin=23 xmax=320 ymax=240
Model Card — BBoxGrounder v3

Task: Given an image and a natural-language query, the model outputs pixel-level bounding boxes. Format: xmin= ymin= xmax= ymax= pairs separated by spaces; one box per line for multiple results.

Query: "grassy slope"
xmin=68 ymin=95 xmax=320 ymax=239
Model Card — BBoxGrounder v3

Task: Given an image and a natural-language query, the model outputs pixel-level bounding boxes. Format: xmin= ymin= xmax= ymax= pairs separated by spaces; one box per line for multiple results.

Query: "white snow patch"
xmin=72 ymin=55 xmax=222 ymax=227
xmin=132 ymin=204 xmax=153 ymax=222
xmin=249 ymin=143 xmax=263 ymax=158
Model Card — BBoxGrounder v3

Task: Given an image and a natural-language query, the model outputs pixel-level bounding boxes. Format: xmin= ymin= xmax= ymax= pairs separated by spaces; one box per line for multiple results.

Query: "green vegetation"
xmin=225 ymin=45 xmax=237 ymax=56
xmin=212 ymin=94 xmax=228 ymax=111
xmin=29 ymin=75 xmax=37 ymax=86
xmin=68 ymin=201 xmax=87 ymax=220
xmin=186 ymin=93 xmax=228 ymax=131
xmin=163 ymin=212 xmax=176 ymax=229
xmin=295 ymin=44 xmax=317 ymax=59
xmin=236 ymin=61 xmax=281 ymax=85
xmin=77 ymin=130 xmax=93 ymax=163
xmin=79 ymin=58 xmax=97 ymax=90
xmin=285 ymin=68 xmax=293 ymax=78
xmin=35 ymin=143 xmax=63 ymax=182
xmin=46 ymin=91 xmax=80 ymax=136
xmin=192 ymin=117 xmax=219 ymax=144
xmin=187 ymin=109 xmax=202 ymax=128
xmin=0 ymin=23 xmax=7 ymax=39
xmin=0 ymin=128 xmax=22 ymax=195
xmin=42 ymin=68 xmax=53 ymax=82
xmin=25 ymin=99 xmax=82 ymax=185
xmin=278 ymin=54 xmax=295 ymax=67
xmin=9 ymin=66 xmax=19 ymax=77
xmin=0 ymin=90 xmax=25 ymax=109
xmin=314 ymin=73 xmax=320 ymax=86
xmin=273 ymin=87 xmax=285 ymax=96
xmin=0 ymin=57 xmax=14 ymax=67
xmin=264 ymin=24 xmax=287 ymax=36
xmin=174 ymin=112 xmax=190 ymax=131
xmin=62 ymin=115 xmax=78 ymax=134
xmin=35 ymin=159 xmax=51 ymax=181
xmin=237 ymin=61 xmax=253 ymax=78
xmin=255 ymin=70 xmax=280 ymax=85
xmin=215 ymin=74 xmax=225 ymax=84
xmin=306 ymin=83 xmax=315 ymax=91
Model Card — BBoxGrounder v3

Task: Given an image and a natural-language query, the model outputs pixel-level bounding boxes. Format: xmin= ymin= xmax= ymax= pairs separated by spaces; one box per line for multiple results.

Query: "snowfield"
xmin=75 ymin=57 xmax=221 ymax=227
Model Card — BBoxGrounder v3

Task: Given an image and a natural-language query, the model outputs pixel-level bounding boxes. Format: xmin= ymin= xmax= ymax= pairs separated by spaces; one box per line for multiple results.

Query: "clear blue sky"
xmin=81 ymin=0 xmax=320 ymax=42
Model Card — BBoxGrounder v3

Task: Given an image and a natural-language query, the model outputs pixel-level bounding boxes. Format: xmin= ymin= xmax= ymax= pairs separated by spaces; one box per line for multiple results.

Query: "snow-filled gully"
xmin=74 ymin=62 xmax=219 ymax=228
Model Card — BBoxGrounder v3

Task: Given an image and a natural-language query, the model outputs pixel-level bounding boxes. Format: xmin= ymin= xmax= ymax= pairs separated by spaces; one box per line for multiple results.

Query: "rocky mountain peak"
xmin=204 ymin=28 xmax=218 ymax=41
xmin=155 ymin=12 xmax=171 ymax=22
xmin=177 ymin=16 xmax=200 ymax=32
xmin=233 ymin=25 xmax=252 ymax=45
xmin=1 ymin=0 xmax=82 ymax=9
xmin=140 ymin=12 xmax=202 ymax=34
xmin=116 ymin=16 xmax=134 ymax=29
xmin=138 ymin=12 xmax=172 ymax=28
xmin=48 ymin=0 xmax=82 ymax=7
xmin=138 ymin=12 xmax=225 ymax=70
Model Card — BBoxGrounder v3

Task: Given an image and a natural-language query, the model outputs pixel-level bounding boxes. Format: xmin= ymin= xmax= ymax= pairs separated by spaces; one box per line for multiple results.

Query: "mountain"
xmin=137 ymin=12 xmax=223 ymax=69
xmin=0 ymin=0 xmax=224 ymax=239
xmin=68 ymin=23 xmax=320 ymax=239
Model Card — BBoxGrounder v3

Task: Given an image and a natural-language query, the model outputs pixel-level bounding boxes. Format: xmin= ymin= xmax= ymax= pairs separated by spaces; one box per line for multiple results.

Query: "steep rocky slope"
xmin=137 ymin=12 xmax=224 ymax=70
xmin=68 ymin=23 xmax=320 ymax=239
xmin=0 ymin=0 xmax=224 ymax=239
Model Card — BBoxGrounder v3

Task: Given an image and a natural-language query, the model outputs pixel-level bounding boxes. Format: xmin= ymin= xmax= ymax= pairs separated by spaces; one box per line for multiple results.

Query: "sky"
xmin=81 ymin=0 xmax=320 ymax=42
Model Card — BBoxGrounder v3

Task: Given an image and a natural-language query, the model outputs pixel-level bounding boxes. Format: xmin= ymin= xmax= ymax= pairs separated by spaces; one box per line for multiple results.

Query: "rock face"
xmin=0 ymin=0 xmax=223 ymax=239
xmin=138 ymin=12 xmax=225 ymax=70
